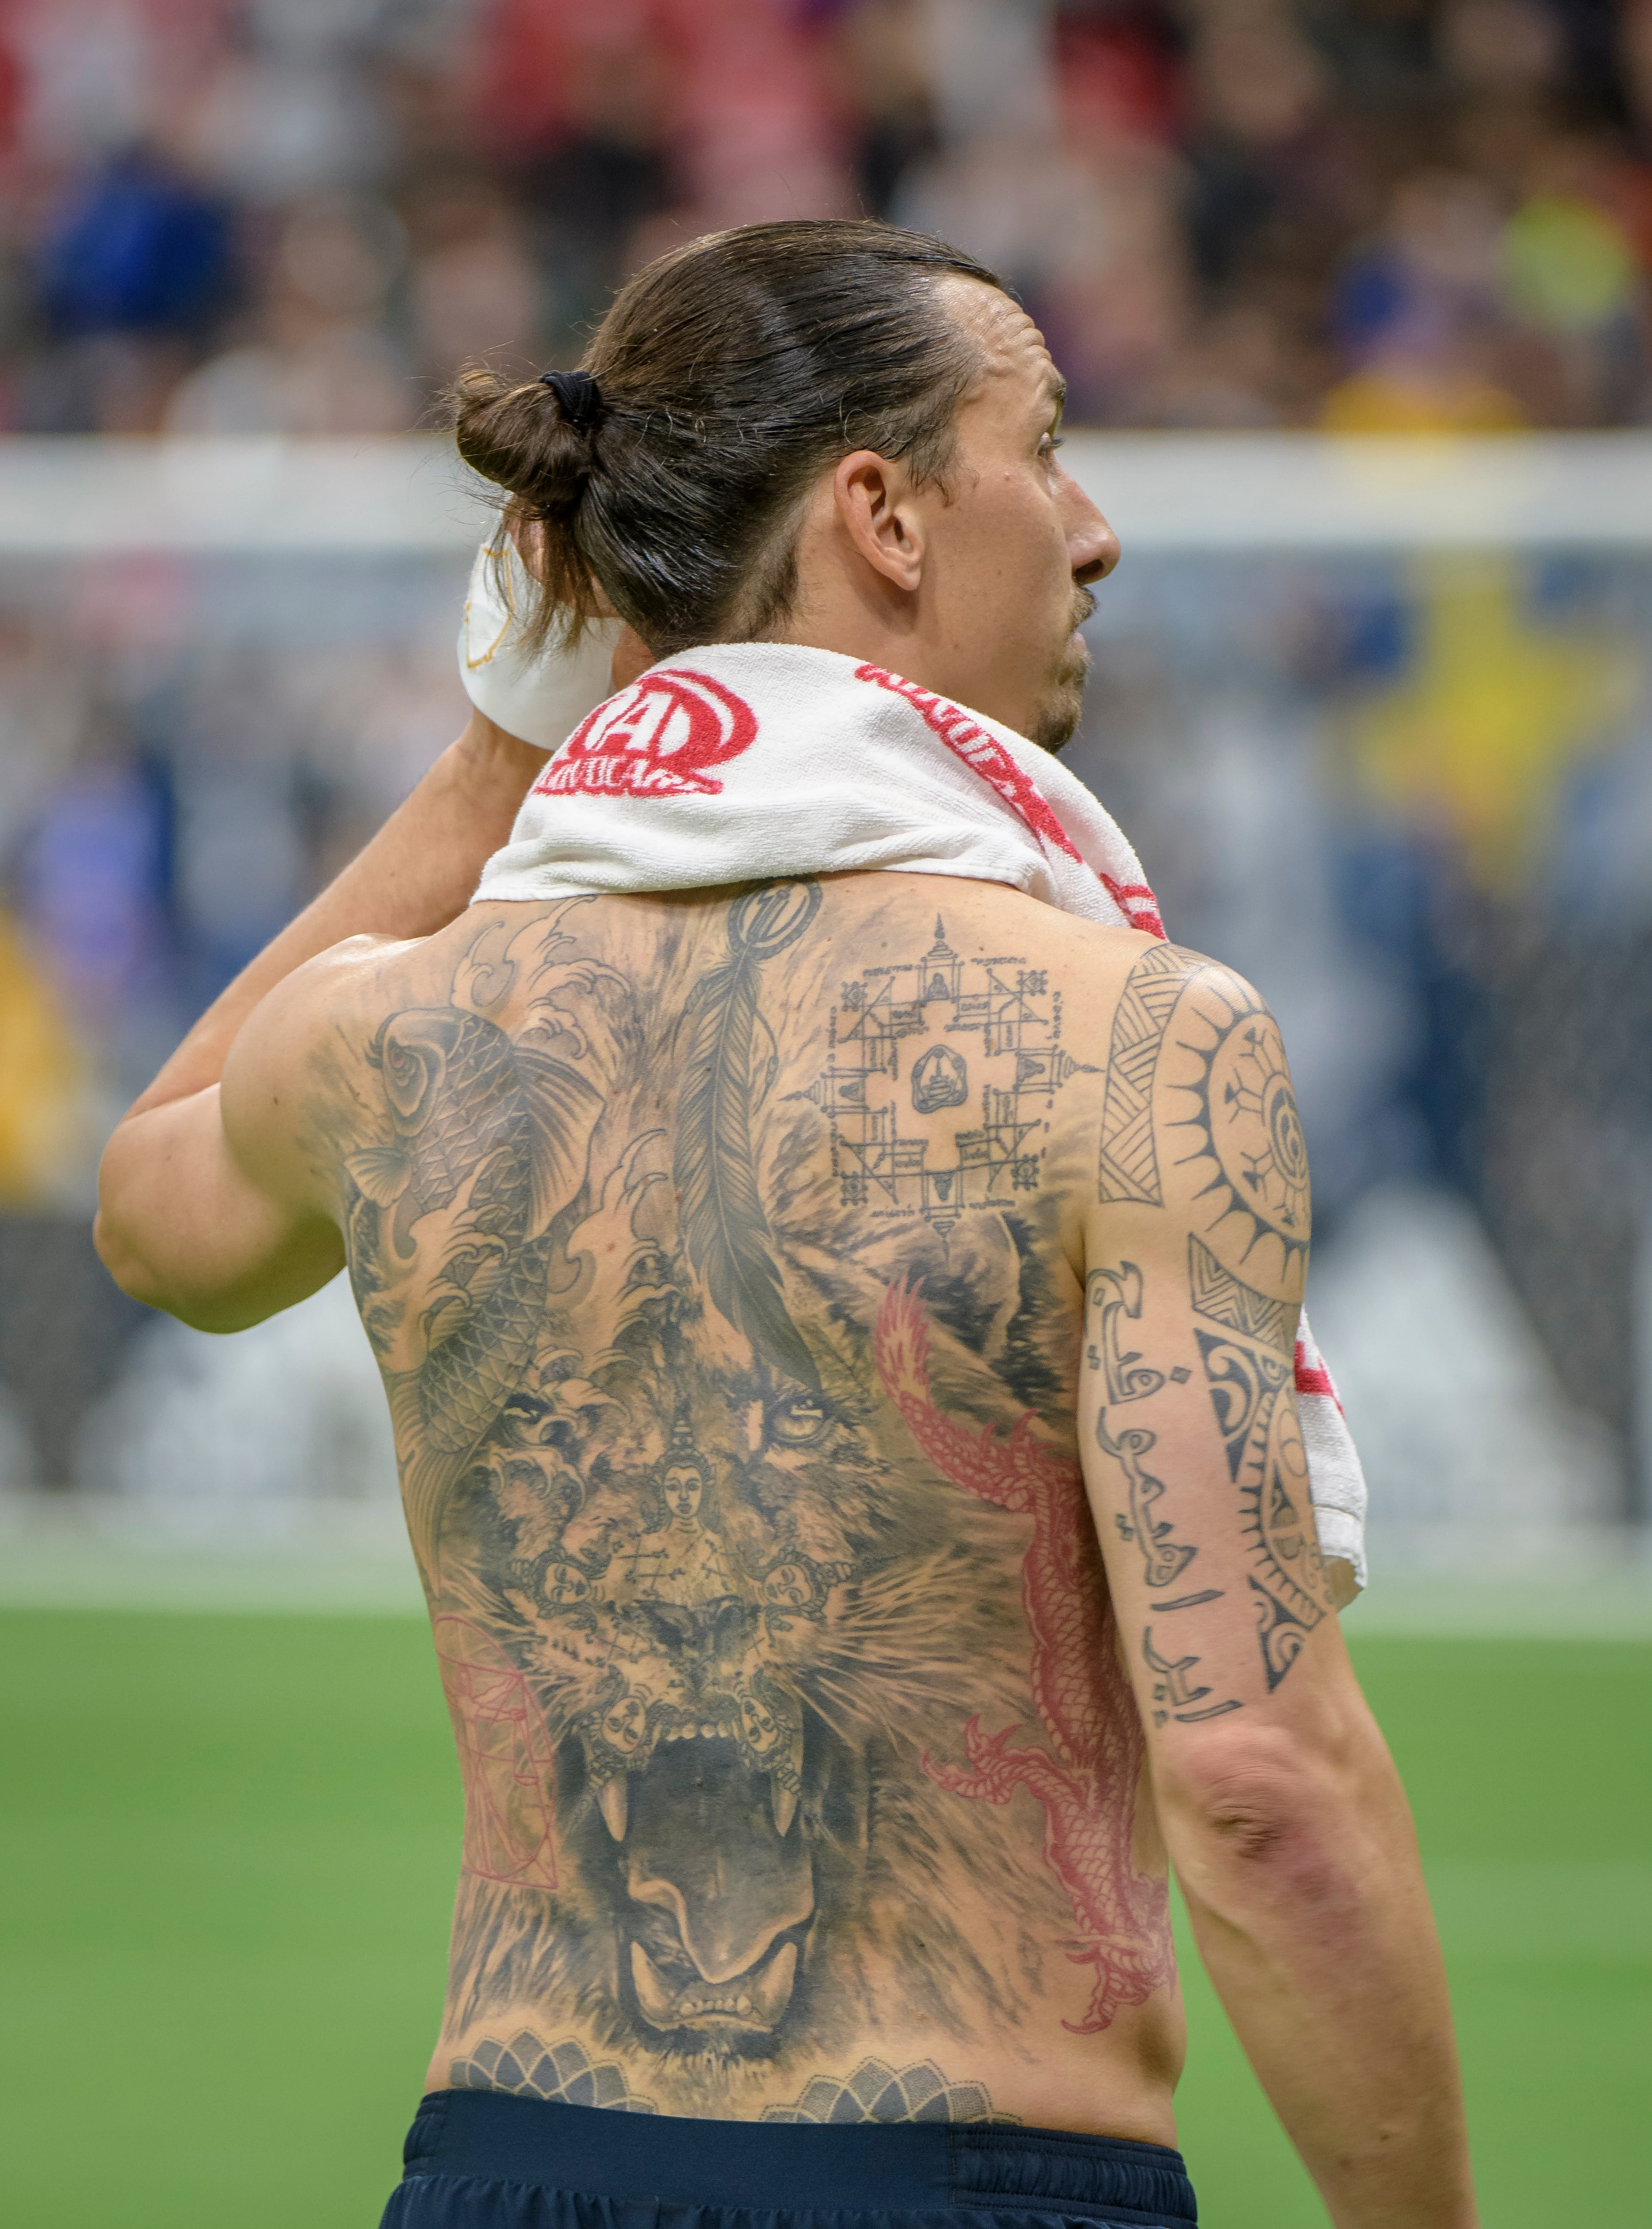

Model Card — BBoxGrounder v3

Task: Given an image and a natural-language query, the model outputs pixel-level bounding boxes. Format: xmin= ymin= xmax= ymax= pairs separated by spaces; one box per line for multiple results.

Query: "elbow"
xmin=94 ymin=1137 xmax=173 ymax=1311
xmin=1157 ymin=1724 xmax=1368 ymax=1938
xmin=92 ymin=1206 xmax=241 ymax=1329
xmin=92 ymin=1202 xmax=164 ymax=1310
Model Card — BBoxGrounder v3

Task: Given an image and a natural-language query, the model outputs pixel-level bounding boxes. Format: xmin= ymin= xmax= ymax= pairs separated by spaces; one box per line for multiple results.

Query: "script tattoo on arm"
xmin=1089 ymin=1259 xmax=1164 ymax=1404
xmin=1142 ymin=1628 xmax=1243 ymax=1725
xmin=1095 ymin=1412 xmax=1196 ymax=1592
xmin=1084 ymin=1258 xmax=1241 ymax=1719
xmin=1087 ymin=1260 xmax=1197 ymax=1592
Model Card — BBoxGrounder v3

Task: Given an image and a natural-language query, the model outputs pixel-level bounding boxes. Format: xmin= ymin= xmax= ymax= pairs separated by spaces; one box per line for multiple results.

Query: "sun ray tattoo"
xmin=1166 ymin=971 xmax=1311 ymax=1281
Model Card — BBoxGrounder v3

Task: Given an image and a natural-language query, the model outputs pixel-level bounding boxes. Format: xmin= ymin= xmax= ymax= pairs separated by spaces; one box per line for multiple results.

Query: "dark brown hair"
xmin=451 ymin=218 xmax=1004 ymax=660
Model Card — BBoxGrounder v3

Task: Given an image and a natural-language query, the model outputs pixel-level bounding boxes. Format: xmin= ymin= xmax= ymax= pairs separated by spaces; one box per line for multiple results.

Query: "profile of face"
xmin=915 ymin=282 xmax=1118 ymax=751
xmin=661 ymin=1461 xmax=704 ymax=1522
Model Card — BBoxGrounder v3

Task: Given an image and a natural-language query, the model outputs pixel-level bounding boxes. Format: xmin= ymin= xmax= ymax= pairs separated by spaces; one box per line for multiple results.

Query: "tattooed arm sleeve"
xmin=1079 ymin=945 xmax=1334 ymax=1726
xmin=1079 ymin=943 xmax=1477 ymax=2229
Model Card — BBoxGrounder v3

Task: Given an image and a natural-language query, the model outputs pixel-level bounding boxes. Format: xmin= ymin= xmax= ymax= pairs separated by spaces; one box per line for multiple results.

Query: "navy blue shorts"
xmin=379 ymin=2089 xmax=1198 ymax=2229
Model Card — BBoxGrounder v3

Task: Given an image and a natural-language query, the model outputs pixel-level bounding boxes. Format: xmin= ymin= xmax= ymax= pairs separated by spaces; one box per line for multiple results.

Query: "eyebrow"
xmin=1042 ymin=374 xmax=1067 ymax=424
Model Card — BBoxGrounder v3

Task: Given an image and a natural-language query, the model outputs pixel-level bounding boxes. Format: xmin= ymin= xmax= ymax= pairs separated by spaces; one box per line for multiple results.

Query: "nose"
xmin=1058 ymin=465 xmax=1121 ymax=587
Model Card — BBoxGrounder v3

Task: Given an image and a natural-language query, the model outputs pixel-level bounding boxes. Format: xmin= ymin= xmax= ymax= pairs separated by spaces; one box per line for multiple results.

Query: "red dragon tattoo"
xmin=875 ymin=1279 xmax=1175 ymax=2032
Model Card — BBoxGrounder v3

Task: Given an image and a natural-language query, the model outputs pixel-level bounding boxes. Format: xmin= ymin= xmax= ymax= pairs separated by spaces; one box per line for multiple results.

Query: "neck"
xmin=758 ymin=570 xmax=1005 ymax=728
xmin=762 ymin=617 xmax=963 ymax=706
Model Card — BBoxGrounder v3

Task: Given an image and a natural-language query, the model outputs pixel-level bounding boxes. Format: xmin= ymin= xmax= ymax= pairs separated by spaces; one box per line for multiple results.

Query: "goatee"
xmin=1031 ymin=590 xmax=1096 ymax=753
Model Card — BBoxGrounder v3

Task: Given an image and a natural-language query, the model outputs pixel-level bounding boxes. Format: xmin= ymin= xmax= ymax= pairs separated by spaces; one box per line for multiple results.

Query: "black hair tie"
xmin=538 ymin=368 xmax=603 ymax=432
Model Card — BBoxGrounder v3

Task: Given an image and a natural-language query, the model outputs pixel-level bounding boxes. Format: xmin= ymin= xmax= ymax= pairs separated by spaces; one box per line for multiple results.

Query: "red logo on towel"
xmin=1293 ymin=1332 xmax=1343 ymax=1410
xmin=534 ymin=669 xmax=757 ymax=798
xmin=853 ymin=664 xmax=1084 ymax=862
xmin=1100 ymin=874 xmax=1166 ymax=940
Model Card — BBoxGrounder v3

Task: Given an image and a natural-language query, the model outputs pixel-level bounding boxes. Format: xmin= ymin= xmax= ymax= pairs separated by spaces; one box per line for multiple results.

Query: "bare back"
xmin=297 ymin=869 xmax=1309 ymax=2139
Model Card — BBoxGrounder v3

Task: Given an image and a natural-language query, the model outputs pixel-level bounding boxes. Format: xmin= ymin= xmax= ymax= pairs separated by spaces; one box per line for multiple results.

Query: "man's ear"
xmin=832 ymin=450 xmax=926 ymax=593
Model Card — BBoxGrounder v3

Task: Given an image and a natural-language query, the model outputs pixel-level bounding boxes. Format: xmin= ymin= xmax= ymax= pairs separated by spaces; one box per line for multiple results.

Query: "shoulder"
xmin=1040 ymin=927 xmax=1308 ymax=1267
xmin=1057 ymin=934 xmax=1310 ymax=1300
xmin=1044 ymin=924 xmax=1267 ymax=1079
xmin=223 ymin=933 xmax=421 ymax=1091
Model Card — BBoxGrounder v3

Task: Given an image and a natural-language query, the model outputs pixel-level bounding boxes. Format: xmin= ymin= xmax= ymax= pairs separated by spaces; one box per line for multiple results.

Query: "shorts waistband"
xmin=401 ymin=2088 xmax=1198 ymax=2224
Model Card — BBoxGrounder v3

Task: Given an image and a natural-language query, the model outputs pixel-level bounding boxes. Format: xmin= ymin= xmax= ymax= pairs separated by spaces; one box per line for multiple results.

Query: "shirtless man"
xmin=97 ymin=221 xmax=1477 ymax=2229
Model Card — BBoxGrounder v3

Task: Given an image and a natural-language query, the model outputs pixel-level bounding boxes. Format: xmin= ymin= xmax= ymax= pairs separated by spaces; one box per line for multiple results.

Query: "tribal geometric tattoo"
xmin=798 ymin=917 xmax=1093 ymax=1235
xmin=1096 ymin=942 xmax=1203 ymax=1207
xmin=1188 ymin=1235 xmax=1323 ymax=1687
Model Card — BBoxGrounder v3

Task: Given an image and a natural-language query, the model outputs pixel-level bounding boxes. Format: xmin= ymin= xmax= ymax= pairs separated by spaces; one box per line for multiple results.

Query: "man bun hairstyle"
xmin=449 ymin=364 xmax=604 ymax=635
xmin=537 ymin=369 xmax=602 ymax=429
xmin=451 ymin=218 xmax=1004 ymax=661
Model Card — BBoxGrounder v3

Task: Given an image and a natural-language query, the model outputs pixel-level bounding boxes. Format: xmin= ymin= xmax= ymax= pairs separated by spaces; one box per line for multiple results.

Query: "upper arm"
xmin=96 ymin=945 xmax=378 ymax=1330
xmin=1078 ymin=943 xmax=1342 ymax=1794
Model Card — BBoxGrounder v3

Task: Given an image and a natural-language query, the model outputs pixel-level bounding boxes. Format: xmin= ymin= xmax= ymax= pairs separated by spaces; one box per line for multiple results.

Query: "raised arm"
xmin=94 ymin=708 xmax=546 ymax=1329
xmin=1080 ymin=944 xmax=1476 ymax=2229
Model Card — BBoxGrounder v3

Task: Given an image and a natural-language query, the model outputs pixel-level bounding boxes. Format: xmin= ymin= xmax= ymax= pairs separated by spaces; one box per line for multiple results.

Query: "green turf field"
xmin=1 ymin=1609 xmax=1646 ymax=2226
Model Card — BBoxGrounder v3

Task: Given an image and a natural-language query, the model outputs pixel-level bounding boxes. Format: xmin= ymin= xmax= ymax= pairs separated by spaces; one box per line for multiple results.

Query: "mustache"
xmin=1071 ymin=584 xmax=1097 ymax=630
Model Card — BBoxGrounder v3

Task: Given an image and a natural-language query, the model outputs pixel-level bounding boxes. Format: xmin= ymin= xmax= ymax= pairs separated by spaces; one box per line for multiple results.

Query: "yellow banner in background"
xmin=1348 ymin=553 xmax=1642 ymax=884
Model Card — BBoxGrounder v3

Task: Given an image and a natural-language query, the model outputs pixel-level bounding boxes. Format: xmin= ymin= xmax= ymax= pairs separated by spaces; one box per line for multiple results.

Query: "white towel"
xmin=459 ymin=540 xmax=1368 ymax=1590
xmin=460 ymin=536 xmax=621 ymax=750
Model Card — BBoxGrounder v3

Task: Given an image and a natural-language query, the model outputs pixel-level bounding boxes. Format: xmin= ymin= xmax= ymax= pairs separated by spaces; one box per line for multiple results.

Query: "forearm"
xmin=1166 ymin=1733 xmax=1476 ymax=2229
xmin=125 ymin=710 xmax=545 ymax=1118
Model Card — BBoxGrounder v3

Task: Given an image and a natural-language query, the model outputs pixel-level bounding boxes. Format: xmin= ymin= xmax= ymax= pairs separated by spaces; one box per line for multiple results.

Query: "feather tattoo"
xmin=674 ymin=883 xmax=823 ymax=1390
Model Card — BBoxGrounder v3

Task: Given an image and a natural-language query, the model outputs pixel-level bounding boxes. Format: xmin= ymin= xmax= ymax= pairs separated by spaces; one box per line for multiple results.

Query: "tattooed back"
xmin=302 ymin=868 xmax=1323 ymax=2139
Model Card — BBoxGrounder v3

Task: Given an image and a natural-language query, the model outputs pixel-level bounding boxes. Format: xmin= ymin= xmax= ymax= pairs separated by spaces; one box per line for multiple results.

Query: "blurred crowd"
xmin=0 ymin=540 xmax=471 ymax=1486
xmin=0 ymin=551 xmax=467 ymax=1179
xmin=2 ymin=0 xmax=1652 ymax=435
